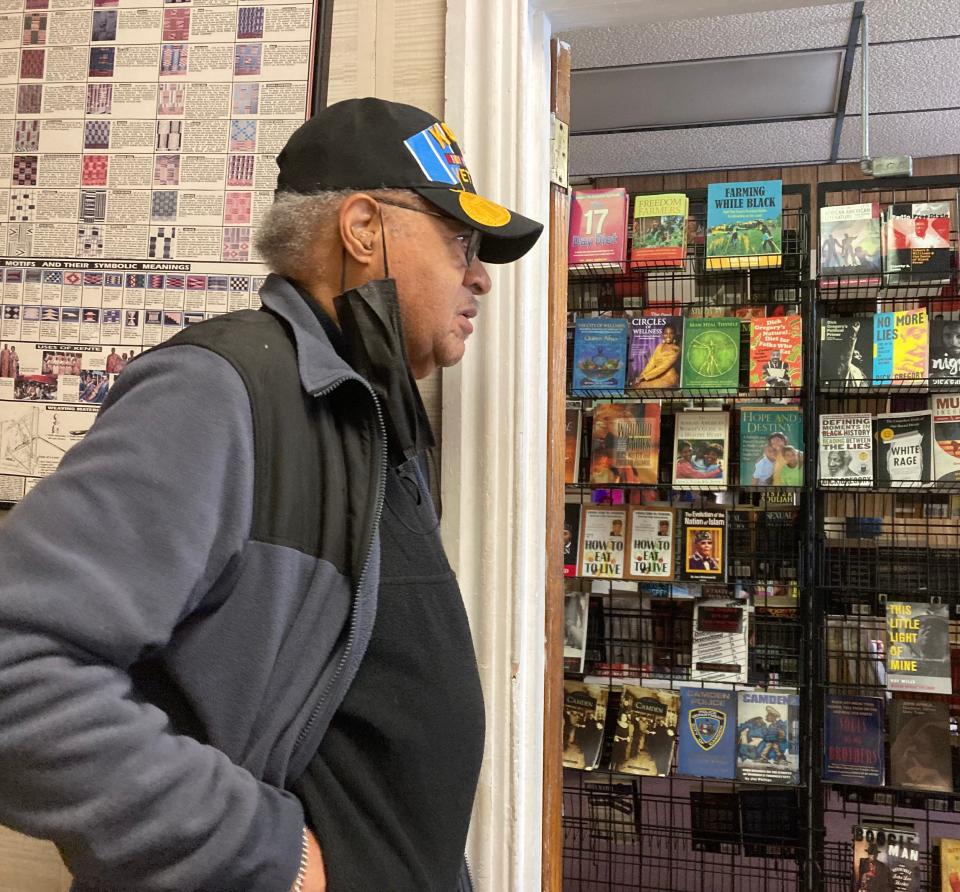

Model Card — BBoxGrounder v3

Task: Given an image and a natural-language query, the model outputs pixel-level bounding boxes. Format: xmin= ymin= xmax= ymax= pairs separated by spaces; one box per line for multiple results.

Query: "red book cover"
xmin=569 ymin=188 xmax=628 ymax=269
xmin=748 ymin=315 xmax=802 ymax=390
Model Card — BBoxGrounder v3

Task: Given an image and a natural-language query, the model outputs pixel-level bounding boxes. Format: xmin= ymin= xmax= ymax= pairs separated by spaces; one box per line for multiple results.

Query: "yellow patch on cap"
xmin=458 ymin=191 xmax=511 ymax=228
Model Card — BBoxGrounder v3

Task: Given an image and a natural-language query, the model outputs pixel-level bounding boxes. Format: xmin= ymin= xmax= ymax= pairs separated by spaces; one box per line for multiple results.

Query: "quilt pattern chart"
xmin=17 ymin=84 xmax=42 ymax=114
xmin=12 ymin=155 xmax=37 ymax=186
xmin=231 ymin=83 xmax=259 ymax=115
xmin=154 ymin=154 xmax=180 ymax=186
xmin=224 ymin=192 xmax=251 ymax=224
xmin=84 ymin=120 xmax=111 ymax=150
xmin=227 ymin=154 xmax=254 ymax=186
xmin=22 ymin=13 xmax=46 ymax=45
xmin=151 ymin=191 xmax=178 ymax=221
xmin=85 ymin=84 xmax=112 ymax=115
xmin=20 ymin=48 xmax=44 ymax=79
xmin=155 ymin=120 xmax=182 ymax=151
xmin=81 ymin=190 xmax=107 ymax=222
xmin=162 ymin=9 xmax=190 ymax=40
xmin=88 ymin=46 xmax=115 ymax=77
xmin=233 ymin=44 xmax=261 ymax=76
xmin=156 ymin=83 xmax=185 ymax=115
xmin=9 ymin=191 xmax=36 ymax=223
xmin=236 ymin=6 xmax=263 ymax=39
xmin=222 ymin=226 xmax=251 ymax=262
xmin=229 ymin=119 xmax=256 ymax=151
xmin=14 ymin=120 xmax=40 ymax=153
xmin=81 ymin=154 xmax=108 ymax=186
xmin=160 ymin=43 xmax=188 ymax=75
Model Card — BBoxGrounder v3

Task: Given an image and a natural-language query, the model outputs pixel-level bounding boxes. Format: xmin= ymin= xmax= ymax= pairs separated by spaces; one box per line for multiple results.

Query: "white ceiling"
xmin=559 ymin=0 xmax=960 ymax=177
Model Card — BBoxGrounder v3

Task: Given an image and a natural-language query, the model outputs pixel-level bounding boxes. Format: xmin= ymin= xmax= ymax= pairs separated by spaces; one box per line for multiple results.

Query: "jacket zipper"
xmin=464 ymin=853 xmax=475 ymax=892
xmin=293 ymin=375 xmax=388 ymax=751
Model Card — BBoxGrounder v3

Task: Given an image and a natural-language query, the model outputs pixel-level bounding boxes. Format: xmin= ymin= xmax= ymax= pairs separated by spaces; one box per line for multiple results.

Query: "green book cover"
xmin=680 ymin=318 xmax=742 ymax=390
xmin=738 ymin=406 xmax=804 ymax=487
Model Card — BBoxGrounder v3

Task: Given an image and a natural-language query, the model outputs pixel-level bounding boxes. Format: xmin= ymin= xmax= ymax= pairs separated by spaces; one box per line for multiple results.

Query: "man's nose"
xmin=465 ymin=257 xmax=492 ymax=295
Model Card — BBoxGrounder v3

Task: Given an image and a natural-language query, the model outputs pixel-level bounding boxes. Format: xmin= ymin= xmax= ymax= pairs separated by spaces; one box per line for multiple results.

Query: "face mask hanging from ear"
xmin=333 ymin=214 xmax=435 ymax=467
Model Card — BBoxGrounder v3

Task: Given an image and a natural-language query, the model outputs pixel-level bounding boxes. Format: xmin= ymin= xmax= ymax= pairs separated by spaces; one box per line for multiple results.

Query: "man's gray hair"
xmin=254 ymin=188 xmax=422 ymax=281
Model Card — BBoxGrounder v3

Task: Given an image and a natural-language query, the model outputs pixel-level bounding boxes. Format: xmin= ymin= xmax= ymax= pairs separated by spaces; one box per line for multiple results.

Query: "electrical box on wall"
xmin=864 ymin=155 xmax=914 ymax=178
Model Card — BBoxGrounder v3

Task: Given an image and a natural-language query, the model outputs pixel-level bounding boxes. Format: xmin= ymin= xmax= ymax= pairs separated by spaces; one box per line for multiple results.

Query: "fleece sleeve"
xmin=0 ymin=345 xmax=304 ymax=892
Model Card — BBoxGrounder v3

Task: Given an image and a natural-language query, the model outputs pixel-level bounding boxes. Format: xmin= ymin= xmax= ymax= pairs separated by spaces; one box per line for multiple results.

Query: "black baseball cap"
xmin=275 ymin=97 xmax=543 ymax=264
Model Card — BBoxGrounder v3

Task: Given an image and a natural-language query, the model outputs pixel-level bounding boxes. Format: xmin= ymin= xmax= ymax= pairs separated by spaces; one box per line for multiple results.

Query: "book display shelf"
xmin=560 ymin=173 xmax=960 ymax=890
xmin=815 ymin=175 xmax=960 ymax=892
xmin=561 ymin=184 xmax=815 ymax=891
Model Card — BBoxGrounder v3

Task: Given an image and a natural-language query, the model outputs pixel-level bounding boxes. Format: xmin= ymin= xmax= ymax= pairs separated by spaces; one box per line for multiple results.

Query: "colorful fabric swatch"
xmin=14 ymin=120 xmax=40 ymax=153
xmin=230 ymin=276 xmax=250 ymax=291
xmin=229 ymin=119 xmax=256 ymax=152
xmin=84 ymin=120 xmax=110 ymax=149
xmin=224 ymin=192 xmax=251 ymax=224
xmin=93 ymin=0 xmax=118 ymax=8
xmin=103 ymin=277 xmax=122 ymax=291
xmin=17 ymin=84 xmax=42 ymax=114
xmin=81 ymin=190 xmax=107 ymax=222
xmin=20 ymin=48 xmax=44 ymax=79
xmin=83 ymin=273 xmax=102 ymax=286
xmin=12 ymin=155 xmax=37 ymax=186
xmin=222 ymin=227 xmax=251 ymax=262
xmin=148 ymin=226 xmax=176 ymax=259
xmin=155 ymin=121 xmax=182 ymax=151
xmin=9 ymin=190 xmax=35 ymax=222
xmin=8 ymin=224 xmax=34 ymax=256
xmin=151 ymin=191 xmax=178 ymax=221
xmin=85 ymin=83 xmax=112 ymax=115
xmin=165 ymin=274 xmax=184 ymax=289
xmin=156 ymin=83 xmax=184 ymax=115
xmin=233 ymin=44 xmax=261 ymax=76
xmin=91 ymin=10 xmax=117 ymax=41
xmin=207 ymin=276 xmax=228 ymax=291
xmin=160 ymin=43 xmax=188 ymax=75
xmin=22 ymin=13 xmax=47 ymax=45
xmin=154 ymin=154 xmax=180 ymax=186
xmin=227 ymin=154 xmax=254 ymax=186
xmin=236 ymin=6 xmax=263 ymax=39
xmin=77 ymin=225 xmax=104 ymax=257
xmin=186 ymin=275 xmax=205 ymax=290
xmin=231 ymin=82 xmax=259 ymax=115
xmin=81 ymin=154 xmax=108 ymax=186
xmin=162 ymin=8 xmax=190 ymax=40
xmin=88 ymin=46 xmax=115 ymax=77
xmin=24 ymin=0 xmax=48 ymax=11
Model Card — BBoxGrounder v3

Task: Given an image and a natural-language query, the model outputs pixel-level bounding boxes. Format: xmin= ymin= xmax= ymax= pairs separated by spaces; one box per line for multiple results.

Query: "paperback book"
xmin=571 ymin=317 xmax=628 ymax=394
xmin=562 ymin=680 xmax=609 ymax=770
xmin=736 ymin=689 xmax=800 ymax=785
xmin=819 ymin=317 xmax=874 ymax=387
xmin=874 ymin=410 xmax=933 ymax=487
xmin=678 ymin=687 xmax=737 ymax=779
xmin=609 ymin=684 xmax=679 ymax=777
xmin=818 ymin=413 xmax=873 ymax=486
xmin=931 ymin=393 xmax=960 ymax=481
xmin=706 ymin=179 xmax=782 ymax=270
xmin=589 ymin=402 xmax=661 ymax=485
xmin=873 ymin=309 xmax=929 ymax=385
xmin=930 ymin=318 xmax=960 ymax=387
xmin=748 ymin=314 xmax=802 ymax=390
xmin=885 ymin=601 xmax=951 ymax=694
xmin=852 ymin=825 xmax=921 ymax=892
xmin=563 ymin=503 xmax=581 ymax=577
xmin=568 ymin=187 xmax=629 ymax=272
xmin=624 ymin=507 xmax=674 ymax=581
xmin=673 ymin=411 xmax=730 ymax=489
xmin=883 ymin=200 xmax=952 ymax=280
xmin=690 ymin=598 xmax=749 ymax=684
xmin=889 ymin=698 xmax=952 ymax=792
xmin=584 ymin=780 xmax=640 ymax=844
xmin=690 ymin=791 xmax=740 ymax=854
xmin=577 ymin=506 xmax=628 ymax=579
xmin=739 ymin=406 xmax=804 ymax=487
xmin=626 ymin=315 xmax=683 ymax=389
xmin=941 ymin=838 xmax=960 ymax=892
xmin=563 ymin=588 xmax=589 ymax=673
xmin=564 ymin=403 xmax=582 ymax=485
xmin=680 ymin=317 xmax=742 ymax=391
xmin=629 ymin=193 xmax=689 ymax=268
xmin=740 ymin=789 xmax=800 ymax=858
xmin=818 ymin=202 xmax=882 ymax=284
xmin=823 ymin=694 xmax=884 ymax=786
xmin=679 ymin=508 xmax=727 ymax=581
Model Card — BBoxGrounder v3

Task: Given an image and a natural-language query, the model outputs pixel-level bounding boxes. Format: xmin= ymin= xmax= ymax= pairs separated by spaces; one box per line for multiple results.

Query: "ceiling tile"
xmin=838 ymin=108 xmax=960 ymax=161
xmin=570 ymin=117 xmax=835 ymax=176
xmin=861 ymin=0 xmax=960 ymax=42
xmin=560 ymin=3 xmax=850 ymax=69
xmin=845 ymin=38 xmax=960 ymax=114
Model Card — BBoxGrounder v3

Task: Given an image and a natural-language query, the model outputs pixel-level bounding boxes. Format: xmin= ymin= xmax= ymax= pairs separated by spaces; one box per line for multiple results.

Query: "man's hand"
xmin=295 ymin=829 xmax=326 ymax=892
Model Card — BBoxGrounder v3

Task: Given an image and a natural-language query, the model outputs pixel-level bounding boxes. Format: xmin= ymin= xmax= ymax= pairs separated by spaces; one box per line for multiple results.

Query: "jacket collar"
xmin=257 ymin=274 xmax=365 ymax=396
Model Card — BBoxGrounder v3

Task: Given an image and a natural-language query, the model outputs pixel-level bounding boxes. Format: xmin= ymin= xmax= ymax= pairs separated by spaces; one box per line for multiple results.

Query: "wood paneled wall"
xmin=587 ymin=154 xmax=960 ymax=242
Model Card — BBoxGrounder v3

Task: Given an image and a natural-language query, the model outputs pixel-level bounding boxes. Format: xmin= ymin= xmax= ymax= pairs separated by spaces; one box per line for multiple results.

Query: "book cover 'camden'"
xmin=706 ymin=180 xmax=782 ymax=271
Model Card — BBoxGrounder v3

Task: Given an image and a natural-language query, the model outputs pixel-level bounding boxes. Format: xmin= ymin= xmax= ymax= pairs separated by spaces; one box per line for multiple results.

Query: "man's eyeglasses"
xmin=376 ymin=197 xmax=483 ymax=266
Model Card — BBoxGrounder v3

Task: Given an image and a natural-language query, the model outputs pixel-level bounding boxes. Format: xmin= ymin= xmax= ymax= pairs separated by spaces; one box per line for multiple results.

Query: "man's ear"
xmin=339 ymin=193 xmax=381 ymax=266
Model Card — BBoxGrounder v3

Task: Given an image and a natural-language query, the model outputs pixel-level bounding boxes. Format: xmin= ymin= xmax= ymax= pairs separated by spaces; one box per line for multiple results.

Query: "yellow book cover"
xmin=630 ymin=193 xmax=688 ymax=267
xmin=941 ymin=838 xmax=960 ymax=891
xmin=892 ymin=307 xmax=929 ymax=382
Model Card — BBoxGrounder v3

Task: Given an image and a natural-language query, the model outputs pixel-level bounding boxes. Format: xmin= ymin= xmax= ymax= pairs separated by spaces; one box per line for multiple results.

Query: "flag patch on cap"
xmin=404 ymin=122 xmax=473 ymax=191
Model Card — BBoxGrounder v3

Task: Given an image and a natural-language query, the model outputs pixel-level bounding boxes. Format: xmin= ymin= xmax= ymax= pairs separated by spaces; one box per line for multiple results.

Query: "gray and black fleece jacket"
xmin=0 ymin=275 xmax=416 ymax=890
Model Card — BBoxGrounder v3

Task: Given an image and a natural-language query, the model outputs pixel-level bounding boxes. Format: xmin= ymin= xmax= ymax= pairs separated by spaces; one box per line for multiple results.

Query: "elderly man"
xmin=0 ymin=98 xmax=541 ymax=892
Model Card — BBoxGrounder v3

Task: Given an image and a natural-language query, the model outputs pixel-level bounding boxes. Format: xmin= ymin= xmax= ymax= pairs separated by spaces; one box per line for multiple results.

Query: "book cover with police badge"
xmin=736 ymin=690 xmax=800 ymax=785
xmin=678 ymin=687 xmax=736 ymax=779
